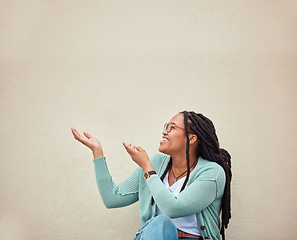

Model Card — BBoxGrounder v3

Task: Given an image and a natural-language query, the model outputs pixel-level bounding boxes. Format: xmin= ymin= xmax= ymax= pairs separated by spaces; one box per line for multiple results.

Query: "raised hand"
xmin=71 ymin=128 xmax=104 ymax=158
xmin=122 ymin=142 xmax=153 ymax=172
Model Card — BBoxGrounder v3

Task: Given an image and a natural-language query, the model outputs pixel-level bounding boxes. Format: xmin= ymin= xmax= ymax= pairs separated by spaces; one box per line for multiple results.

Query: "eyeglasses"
xmin=163 ymin=123 xmax=185 ymax=133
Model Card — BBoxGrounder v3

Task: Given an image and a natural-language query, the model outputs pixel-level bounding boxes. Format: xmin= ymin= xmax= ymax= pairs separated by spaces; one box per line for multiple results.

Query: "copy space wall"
xmin=1 ymin=1 xmax=297 ymax=239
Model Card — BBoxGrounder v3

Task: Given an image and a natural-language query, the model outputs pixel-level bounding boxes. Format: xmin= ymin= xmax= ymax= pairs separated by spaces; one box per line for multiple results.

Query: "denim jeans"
xmin=133 ymin=215 xmax=201 ymax=240
xmin=133 ymin=215 xmax=178 ymax=240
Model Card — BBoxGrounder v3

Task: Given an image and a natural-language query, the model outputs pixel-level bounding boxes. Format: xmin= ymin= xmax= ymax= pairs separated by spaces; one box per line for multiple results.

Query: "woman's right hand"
xmin=71 ymin=128 xmax=104 ymax=159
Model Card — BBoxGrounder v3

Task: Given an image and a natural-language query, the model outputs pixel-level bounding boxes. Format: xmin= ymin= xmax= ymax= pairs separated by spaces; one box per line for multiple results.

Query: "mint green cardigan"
xmin=93 ymin=153 xmax=226 ymax=240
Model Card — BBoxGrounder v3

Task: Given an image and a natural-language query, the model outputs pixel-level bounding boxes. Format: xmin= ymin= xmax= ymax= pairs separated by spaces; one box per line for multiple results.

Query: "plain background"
xmin=1 ymin=1 xmax=297 ymax=239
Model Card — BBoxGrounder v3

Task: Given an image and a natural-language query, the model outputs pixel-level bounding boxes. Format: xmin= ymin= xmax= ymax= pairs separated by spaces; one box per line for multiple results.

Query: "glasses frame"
xmin=163 ymin=122 xmax=185 ymax=133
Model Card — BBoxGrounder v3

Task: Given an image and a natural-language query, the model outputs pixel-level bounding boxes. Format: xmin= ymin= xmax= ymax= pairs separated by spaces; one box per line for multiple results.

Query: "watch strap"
xmin=144 ymin=171 xmax=156 ymax=179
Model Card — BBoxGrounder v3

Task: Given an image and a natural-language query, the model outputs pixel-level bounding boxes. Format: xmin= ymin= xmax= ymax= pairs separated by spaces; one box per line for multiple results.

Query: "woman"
xmin=71 ymin=111 xmax=232 ymax=240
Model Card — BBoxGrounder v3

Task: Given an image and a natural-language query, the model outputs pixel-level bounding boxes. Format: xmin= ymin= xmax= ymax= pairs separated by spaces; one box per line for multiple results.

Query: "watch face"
xmin=144 ymin=172 xmax=149 ymax=179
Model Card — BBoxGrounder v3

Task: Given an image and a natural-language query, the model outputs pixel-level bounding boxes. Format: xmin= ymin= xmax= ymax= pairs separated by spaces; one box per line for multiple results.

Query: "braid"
xmin=180 ymin=111 xmax=191 ymax=192
xmin=181 ymin=111 xmax=232 ymax=240
xmin=151 ymin=158 xmax=172 ymax=205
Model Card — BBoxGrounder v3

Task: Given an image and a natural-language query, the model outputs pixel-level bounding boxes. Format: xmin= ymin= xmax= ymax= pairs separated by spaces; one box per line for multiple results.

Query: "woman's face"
xmin=159 ymin=113 xmax=188 ymax=156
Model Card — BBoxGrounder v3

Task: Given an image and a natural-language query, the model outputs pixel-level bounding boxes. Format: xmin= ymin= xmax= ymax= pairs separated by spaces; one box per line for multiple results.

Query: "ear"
xmin=189 ymin=134 xmax=198 ymax=145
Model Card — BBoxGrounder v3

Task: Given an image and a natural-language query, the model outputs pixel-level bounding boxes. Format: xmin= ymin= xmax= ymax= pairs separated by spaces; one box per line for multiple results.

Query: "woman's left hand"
xmin=123 ymin=142 xmax=153 ymax=172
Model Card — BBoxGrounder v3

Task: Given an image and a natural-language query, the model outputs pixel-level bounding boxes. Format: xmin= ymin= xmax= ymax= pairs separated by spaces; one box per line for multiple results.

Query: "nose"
xmin=162 ymin=129 xmax=169 ymax=135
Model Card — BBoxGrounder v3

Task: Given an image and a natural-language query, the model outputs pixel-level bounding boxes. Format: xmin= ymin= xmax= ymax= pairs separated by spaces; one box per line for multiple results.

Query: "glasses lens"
xmin=163 ymin=123 xmax=168 ymax=132
xmin=164 ymin=123 xmax=171 ymax=132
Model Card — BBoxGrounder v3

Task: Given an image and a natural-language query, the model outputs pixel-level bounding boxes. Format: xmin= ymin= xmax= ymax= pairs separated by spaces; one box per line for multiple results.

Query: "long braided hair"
xmin=153 ymin=111 xmax=232 ymax=240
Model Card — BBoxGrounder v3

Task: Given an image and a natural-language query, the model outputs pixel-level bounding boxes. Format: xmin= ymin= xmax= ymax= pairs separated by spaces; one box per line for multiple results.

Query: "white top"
xmin=155 ymin=172 xmax=201 ymax=236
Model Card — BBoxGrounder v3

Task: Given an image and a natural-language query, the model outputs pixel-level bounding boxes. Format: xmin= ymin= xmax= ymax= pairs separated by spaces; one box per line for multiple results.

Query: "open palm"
xmin=71 ymin=128 xmax=102 ymax=152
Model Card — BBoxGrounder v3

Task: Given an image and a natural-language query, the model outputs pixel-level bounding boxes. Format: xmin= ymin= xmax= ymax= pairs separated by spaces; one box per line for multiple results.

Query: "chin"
xmin=159 ymin=145 xmax=169 ymax=155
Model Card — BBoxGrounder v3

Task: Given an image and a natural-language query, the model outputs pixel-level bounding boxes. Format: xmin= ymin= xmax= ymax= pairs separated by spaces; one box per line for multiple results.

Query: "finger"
xmin=71 ymin=128 xmax=89 ymax=144
xmin=133 ymin=145 xmax=140 ymax=152
xmin=136 ymin=146 xmax=143 ymax=151
xmin=131 ymin=146 xmax=139 ymax=153
xmin=71 ymin=128 xmax=77 ymax=135
xmin=71 ymin=128 xmax=81 ymax=140
xmin=123 ymin=142 xmax=128 ymax=149
xmin=83 ymin=131 xmax=92 ymax=139
xmin=129 ymin=144 xmax=137 ymax=151
xmin=123 ymin=142 xmax=133 ymax=150
xmin=123 ymin=142 xmax=135 ymax=155
xmin=123 ymin=142 xmax=131 ymax=152
xmin=127 ymin=143 xmax=134 ymax=152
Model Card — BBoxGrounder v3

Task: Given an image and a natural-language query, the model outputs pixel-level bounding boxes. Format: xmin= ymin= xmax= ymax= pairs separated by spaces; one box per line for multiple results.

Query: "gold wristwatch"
xmin=143 ymin=171 xmax=156 ymax=180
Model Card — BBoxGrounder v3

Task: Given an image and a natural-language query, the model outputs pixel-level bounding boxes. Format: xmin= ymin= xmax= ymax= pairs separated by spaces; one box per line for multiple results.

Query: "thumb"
xmin=83 ymin=132 xmax=92 ymax=139
xmin=136 ymin=146 xmax=143 ymax=151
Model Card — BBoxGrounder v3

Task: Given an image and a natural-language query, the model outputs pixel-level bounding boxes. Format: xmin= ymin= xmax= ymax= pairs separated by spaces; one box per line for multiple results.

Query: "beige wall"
xmin=1 ymin=1 xmax=297 ymax=239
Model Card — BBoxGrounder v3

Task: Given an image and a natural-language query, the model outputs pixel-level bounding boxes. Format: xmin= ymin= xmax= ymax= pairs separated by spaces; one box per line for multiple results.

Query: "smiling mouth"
xmin=160 ymin=136 xmax=169 ymax=143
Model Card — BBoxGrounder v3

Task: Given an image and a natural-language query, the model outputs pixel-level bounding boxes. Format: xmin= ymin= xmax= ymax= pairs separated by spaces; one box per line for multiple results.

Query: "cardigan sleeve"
xmin=93 ymin=156 xmax=140 ymax=208
xmin=145 ymin=164 xmax=225 ymax=218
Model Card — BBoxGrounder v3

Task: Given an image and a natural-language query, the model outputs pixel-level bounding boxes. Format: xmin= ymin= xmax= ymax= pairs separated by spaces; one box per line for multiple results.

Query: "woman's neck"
xmin=171 ymin=152 xmax=198 ymax=172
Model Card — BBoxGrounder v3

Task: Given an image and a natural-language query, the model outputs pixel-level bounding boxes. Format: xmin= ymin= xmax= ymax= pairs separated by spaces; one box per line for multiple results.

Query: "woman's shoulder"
xmin=193 ymin=157 xmax=226 ymax=181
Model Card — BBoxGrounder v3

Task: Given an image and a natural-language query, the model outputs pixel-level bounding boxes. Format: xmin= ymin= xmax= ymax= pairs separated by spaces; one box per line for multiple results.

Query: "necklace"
xmin=171 ymin=160 xmax=198 ymax=183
